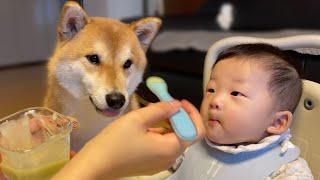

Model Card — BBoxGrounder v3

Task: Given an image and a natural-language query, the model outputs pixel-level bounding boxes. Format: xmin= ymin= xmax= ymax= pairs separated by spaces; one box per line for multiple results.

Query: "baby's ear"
xmin=267 ymin=111 xmax=293 ymax=135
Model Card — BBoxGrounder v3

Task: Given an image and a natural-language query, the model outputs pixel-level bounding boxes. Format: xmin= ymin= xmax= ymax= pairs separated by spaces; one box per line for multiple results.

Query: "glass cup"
xmin=0 ymin=107 xmax=72 ymax=180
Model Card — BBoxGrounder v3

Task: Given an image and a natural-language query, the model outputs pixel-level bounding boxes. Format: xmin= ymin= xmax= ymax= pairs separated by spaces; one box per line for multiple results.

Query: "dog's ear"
xmin=58 ymin=1 xmax=89 ymax=42
xmin=130 ymin=17 xmax=162 ymax=52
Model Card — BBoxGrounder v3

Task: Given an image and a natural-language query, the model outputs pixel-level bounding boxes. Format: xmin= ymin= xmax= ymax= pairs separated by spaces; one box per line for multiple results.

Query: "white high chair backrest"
xmin=203 ymin=35 xmax=320 ymax=178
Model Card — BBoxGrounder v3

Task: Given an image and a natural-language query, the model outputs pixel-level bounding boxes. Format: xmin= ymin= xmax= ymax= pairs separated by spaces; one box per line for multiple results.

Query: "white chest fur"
xmin=61 ymin=96 xmax=118 ymax=151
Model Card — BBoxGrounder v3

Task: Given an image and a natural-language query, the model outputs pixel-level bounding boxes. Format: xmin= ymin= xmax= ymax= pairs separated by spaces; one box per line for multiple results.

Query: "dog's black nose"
xmin=106 ymin=92 xmax=125 ymax=109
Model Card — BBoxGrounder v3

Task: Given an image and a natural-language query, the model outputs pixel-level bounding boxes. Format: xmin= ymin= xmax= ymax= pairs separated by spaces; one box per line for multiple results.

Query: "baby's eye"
xmin=231 ymin=91 xmax=245 ymax=97
xmin=207 ymin=88 xmax=215 ymax=93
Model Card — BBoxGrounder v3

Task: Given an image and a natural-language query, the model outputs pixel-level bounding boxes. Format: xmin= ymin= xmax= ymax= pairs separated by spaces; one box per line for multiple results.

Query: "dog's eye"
xmin=86 ymin=54 xmax=100 ymax=65
xmin=123 ymin=59 xmax=133 ymax=69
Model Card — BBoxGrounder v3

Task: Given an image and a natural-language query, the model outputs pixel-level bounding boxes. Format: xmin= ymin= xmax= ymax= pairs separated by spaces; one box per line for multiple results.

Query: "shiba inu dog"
xmin=44 ymin=1 xmax=161 ymax=151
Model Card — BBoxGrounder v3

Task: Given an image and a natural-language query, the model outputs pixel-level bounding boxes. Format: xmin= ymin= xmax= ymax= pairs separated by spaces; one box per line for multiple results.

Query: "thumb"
xmin=133 ymin=100 xmax=181 ymax=127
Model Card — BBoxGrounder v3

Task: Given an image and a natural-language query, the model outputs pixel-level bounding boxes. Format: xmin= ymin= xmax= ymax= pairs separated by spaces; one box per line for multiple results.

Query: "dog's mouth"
xmin=97 ymin=108 xmax=120 ymax=117
xmin=89 ymin=97 xmax=121 ymax=117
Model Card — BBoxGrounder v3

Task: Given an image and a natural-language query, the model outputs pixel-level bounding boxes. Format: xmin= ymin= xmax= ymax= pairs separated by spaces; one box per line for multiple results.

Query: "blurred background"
xmin=1 ymin=0 xmax=320 ymax=117
xmin=0 ymin=0 xmax=320 ymax=178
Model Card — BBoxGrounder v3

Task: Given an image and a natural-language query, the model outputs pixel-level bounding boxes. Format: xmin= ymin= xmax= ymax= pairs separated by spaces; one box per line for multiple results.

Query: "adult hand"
xmin=53 ymin=100 xmax=205 ymax=179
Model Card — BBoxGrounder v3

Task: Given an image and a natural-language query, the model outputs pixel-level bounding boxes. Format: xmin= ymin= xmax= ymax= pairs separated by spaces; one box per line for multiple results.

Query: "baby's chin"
xmin=206 ymin=131 xmax=248 ymax=146
xmin=207 ymin=137 xmax=244 ymax=146
xmin=206 ymin=134 xmax=261 ymax=146
xmin=205 ymin=131 xmax=230 ymax=145
xmin=207 ymin=136 xmax=232 ymax=145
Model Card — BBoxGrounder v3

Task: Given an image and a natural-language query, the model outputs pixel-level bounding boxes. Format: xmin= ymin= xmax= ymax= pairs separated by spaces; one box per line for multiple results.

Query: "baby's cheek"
xmin=224 ymin=116 xmax=249 ymax=135
xmin=199 ymin=101 xmax=208 ymax=114
xmin=231 ymin=119 xmax=257 ymax=139
xmin=206 ymin=130 xmax=216 ymax=142
xmin=199 ymin=107 xmax=208 ymax=122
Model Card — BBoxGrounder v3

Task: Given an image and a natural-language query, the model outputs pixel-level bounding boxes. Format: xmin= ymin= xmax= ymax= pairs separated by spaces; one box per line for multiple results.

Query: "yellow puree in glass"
xmin=1 ymin=159 xmax=68 ymax=180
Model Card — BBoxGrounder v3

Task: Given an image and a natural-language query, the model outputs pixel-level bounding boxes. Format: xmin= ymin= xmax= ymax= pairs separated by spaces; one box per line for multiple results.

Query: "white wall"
xmin=0 ymin=0 xmax=160 ymax=67
xmin=83 ymin=0 xmax=109 ymax=18
xmin=84 ymin=0 xmax=144 ymax=19
xmin=147 ymin=0 xmax=164 ymax=16
xmin=0 ymin=0 xmax=61 ymax=66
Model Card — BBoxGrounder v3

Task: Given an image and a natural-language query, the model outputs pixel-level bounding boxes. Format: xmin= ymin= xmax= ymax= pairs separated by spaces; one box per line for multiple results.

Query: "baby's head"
xmin=201 ymin=43 xmax=302 ymax=145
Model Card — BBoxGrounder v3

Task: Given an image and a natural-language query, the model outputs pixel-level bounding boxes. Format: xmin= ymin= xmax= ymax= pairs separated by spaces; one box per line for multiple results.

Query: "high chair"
xmin=203 ymin=35 xmax=320 ymax=178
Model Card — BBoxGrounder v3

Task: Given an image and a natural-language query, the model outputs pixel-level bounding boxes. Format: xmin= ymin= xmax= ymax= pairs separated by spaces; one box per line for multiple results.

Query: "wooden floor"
xmin=0 ymin=63 xmax=47 ymax=118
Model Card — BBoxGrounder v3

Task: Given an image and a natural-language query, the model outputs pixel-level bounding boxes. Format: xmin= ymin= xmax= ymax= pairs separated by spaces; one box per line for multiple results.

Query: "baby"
xmin=168 ymin=43 xmax=314 ymax=179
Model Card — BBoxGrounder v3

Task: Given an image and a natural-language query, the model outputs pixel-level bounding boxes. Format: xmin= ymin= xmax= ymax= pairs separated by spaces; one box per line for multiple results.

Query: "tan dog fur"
xmin=44 ymin=1 xmax=161 ymax=150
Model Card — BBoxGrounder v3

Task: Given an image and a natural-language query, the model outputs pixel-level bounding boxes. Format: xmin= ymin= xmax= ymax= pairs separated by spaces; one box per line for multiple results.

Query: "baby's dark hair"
xmin=215 ymin=43 xmax=302 ymax=113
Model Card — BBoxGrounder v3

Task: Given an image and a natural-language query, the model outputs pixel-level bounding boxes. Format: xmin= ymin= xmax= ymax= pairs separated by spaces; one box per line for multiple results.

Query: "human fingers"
xmin=29 ymin=116 xmax=58 ymax=134
xmin=64 ymin=116 xmax=80 ymax=130
xmin=180 ymin=99 xmax=206 ymax=146
xmin=29 ymin=118 xmax=42 ymax=133
xmin=0 ymin=171 xmax=5 ymax=180
xmin=146 ymin=102 xmax=154 ymax=106
xmin=129 ymin=101 xmax=181 ymax=128
xmin=0 ymin=154 xmax=6 ymax=180
xmin=29 ymin=116 xmax=79 ymax=134
xmin=70 ymin=150 xmax=76 ymax=159
xmin=147 ymin=127 xmax=171 ymax=134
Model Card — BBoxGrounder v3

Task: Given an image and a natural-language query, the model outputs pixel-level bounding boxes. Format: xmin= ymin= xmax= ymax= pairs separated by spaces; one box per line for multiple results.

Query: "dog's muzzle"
xmin=89 ymin=92 xmax=126 ymax=117
xmin=105 ymin=92 xmax=125 ymax=109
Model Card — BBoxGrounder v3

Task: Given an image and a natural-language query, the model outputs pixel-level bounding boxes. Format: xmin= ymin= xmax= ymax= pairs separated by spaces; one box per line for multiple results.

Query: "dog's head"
xmin=52 ymin=2 xmax=161 ymax=117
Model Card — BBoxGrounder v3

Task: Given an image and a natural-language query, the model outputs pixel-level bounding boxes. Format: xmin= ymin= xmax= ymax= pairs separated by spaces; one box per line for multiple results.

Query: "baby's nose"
xmin=209 ymin=95 xmax=224 ymax=110
xmin=210 ymin=102 xmax=222 ymax=110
